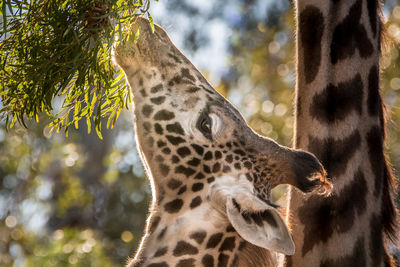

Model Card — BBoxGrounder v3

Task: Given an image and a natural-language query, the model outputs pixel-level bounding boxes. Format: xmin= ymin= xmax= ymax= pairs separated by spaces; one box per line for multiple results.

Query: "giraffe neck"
xmin=286 ymin=0 xmax=398 ymax=266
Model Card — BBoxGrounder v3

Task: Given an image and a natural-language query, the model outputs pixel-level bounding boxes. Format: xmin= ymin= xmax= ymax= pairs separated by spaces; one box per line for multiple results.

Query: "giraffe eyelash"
xmin=196 ymin=112 xmax=213 ymax=140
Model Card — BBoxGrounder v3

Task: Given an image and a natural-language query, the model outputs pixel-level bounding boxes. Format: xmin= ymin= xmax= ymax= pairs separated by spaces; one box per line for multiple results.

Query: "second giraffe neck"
xmin=286 ymin=0 xmax=397 ymax=266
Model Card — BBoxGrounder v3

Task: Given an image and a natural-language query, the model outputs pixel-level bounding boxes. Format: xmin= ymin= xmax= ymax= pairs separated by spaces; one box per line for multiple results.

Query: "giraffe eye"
xmin=197 ymin=112 xmax=212 ymax=139
xmin=201 ymin=118 xmax=211 ymax=132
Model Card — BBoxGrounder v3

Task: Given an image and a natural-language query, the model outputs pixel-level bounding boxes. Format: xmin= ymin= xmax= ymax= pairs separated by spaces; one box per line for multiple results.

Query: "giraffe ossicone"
xmin=113 ymin=17 xmax=330 ymax=267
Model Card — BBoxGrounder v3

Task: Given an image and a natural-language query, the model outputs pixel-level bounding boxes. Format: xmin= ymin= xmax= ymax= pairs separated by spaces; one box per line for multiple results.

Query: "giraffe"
xmin=113 ymin=18 xmax=330 ymax=267
xmin=284 ymin=0 xmax=399 ymax=266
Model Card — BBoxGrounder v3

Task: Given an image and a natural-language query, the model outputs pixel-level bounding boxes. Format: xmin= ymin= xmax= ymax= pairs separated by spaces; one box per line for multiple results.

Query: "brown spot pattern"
xmin=299 ymin=5 xmax=324 ymax=83
xmin=299 ymin=169 xmax=367 ymax=255
xmin=173 ymin=241 xmax=199 ymax=256
xmin=164 ymin=199 xmax=183 ymax=213
xmin=330 ymin=0 xmax=374 ymax=64
xmin=308 ymin=130 xmax=361 ymax=178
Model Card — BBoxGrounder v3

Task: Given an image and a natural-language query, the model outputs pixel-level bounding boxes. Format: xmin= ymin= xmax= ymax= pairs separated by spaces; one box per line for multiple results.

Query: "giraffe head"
xmin=113 ymin=17 xmax=330 ymax=267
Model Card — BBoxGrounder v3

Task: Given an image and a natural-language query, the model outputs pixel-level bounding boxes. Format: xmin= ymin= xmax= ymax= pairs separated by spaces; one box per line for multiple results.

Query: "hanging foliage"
xmin=0 ymin=0 xmax=156 ymax=138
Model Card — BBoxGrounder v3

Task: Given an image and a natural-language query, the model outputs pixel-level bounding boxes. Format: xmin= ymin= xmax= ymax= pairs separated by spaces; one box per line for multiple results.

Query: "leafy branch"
xmin=0 ymin=0 xmax=156 ymax=138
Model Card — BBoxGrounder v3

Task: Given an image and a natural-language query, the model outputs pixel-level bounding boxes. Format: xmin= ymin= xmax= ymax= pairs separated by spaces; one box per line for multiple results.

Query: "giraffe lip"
xmin=256 ymin=193 xmax=280 ymax=209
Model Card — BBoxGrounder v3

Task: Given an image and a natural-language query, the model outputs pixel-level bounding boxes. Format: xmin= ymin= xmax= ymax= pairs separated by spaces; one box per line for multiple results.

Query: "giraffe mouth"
xmin=258 ymin=196 xmax=280 ymax=209
xmin=251 ymin=183 xmax=279 ymax=209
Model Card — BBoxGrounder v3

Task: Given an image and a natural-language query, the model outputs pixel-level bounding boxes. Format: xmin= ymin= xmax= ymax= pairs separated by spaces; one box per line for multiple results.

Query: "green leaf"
xmin=0 ymin=0 xmax=158 ymax=137
xmin=73 ymin=99 xmax=81 ymax=129
xmin=95 ymin=120 xmax=103 ymax=140
xmin=148 ymin=13 xmax=155 ymax=33
xmin=133 ymin=26 xmax=141 ymax=44
xmin=112 ymin=107 xmax=122 ymax=128
xmin=9 ymin=115 xmax=17 ymax=129
xmin=86 ymin=117 xmax=91 ymax=134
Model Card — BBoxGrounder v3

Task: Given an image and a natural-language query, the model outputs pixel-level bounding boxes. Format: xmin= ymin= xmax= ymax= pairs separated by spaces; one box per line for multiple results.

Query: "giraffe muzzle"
xmin=286 ymin=149 xmax=331 ymax=195
xmin=113 ymin=17 xmax=180 ymax=69
xmin=244 ymin=133 xmax=331 ymax=196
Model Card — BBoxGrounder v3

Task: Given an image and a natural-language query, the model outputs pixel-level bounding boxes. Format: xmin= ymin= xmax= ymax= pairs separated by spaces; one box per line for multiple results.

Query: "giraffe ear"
xmin=225 ymin=195 xmax=295 ymax=255
xmin=208 ymin=176 xmax=294 ymax=255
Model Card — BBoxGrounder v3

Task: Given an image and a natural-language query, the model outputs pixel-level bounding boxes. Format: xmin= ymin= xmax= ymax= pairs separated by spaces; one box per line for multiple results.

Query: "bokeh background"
xmin=1 ymin=0 xmax=400 ymax=266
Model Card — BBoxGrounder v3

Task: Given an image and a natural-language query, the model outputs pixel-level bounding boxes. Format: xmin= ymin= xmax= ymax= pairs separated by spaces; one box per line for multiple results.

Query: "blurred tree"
xmin=0 ymin=114 xmax=151 ymax=266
